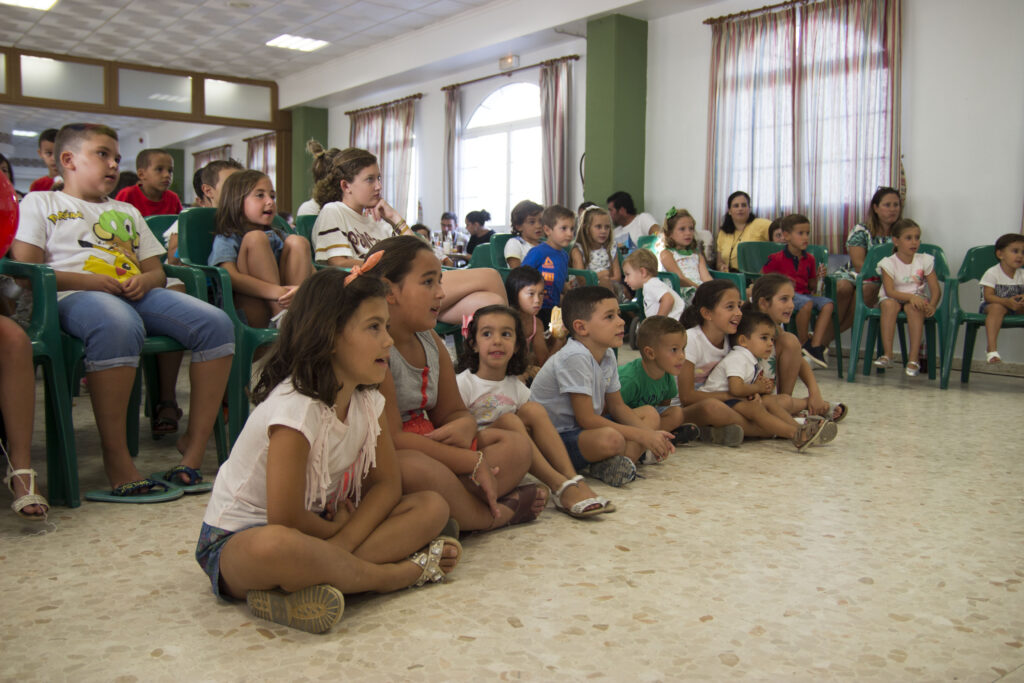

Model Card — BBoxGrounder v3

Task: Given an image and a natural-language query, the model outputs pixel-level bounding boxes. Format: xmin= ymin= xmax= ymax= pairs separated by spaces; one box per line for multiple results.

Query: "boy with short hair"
xmin=622 ymin=248 xmax=686 ymax=319
xmin=13 ymin=123 xmax=234 ymax=502
xmin=618 ymin=316 xmax=699 ymax=443
xmin=530 ymin=286 xmax=675 ymax=486
xmin=116 ymin=148 xmax=182 ymax=216
xmin=28 ymin=128 xmax=59 ymax=192
xmin=761 ymin=213 xmax=834 ymax=368
xmin=522 ymin=204 xmax=574 ymax=324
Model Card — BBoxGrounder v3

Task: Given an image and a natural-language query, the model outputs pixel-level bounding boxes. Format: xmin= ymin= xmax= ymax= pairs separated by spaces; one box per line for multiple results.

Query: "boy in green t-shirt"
xmin=618 ymin=315 xmax=700 ymax=447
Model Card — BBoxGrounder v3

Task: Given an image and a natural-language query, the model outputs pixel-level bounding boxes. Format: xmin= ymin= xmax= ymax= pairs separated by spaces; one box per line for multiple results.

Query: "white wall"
xmin=645 ymin=0 xmax=1024 ymax=362
xmin=322 ymin=39 xmax=588 ymax=233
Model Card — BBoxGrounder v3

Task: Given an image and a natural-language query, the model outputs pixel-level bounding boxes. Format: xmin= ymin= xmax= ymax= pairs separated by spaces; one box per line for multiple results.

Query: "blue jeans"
xmin=58 ymin=288 xmax=235 ymax=372
xmin=559 ymin=427 xmax=588 ymax=471
xmin=792 ymin=292 xmax=833 ymax=313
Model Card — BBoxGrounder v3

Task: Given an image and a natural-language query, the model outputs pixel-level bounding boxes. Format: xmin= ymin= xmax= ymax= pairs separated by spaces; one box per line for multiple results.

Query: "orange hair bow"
xmin=344 ymin=250 xmax=384 ymax=285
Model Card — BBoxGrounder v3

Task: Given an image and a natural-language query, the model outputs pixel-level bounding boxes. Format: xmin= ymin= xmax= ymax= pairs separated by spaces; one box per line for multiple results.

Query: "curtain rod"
xmin=441 ymin=54 xmax=579 ymax=92
xmin=704 ymin=0 xmax=811 ymax=25
xmin=345 ymin=92 xmax=423 ymax=116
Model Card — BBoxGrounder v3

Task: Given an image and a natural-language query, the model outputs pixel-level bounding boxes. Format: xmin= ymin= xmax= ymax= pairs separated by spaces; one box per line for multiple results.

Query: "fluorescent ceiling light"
xmin=266 ymin=34 xmax=328 ymax=52
xmin=0 ymin=0 xmax=59 ymax=10
xmin=13 ymin=129 xmax=38 ymax=137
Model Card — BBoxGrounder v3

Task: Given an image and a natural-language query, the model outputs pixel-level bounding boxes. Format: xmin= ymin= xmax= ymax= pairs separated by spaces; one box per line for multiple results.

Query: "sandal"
xmin=151 ymin=400 xmax=182 ymax=438
xmin=792 ymin=419 xmax=827 ymax=453
xmin=408 ymin=535 xmax=463 ymax=587
xmin=873 ymin=355 xmax=892 ymax=369
xmin=246 ymin=584 xmax=344 ymax=634
xmin=494 ymin=483 xmax=547 ymax=527
xmin=552 ymin=475 xmax=606 ymax=518
xmin=4 ymin=466 xmax=49 ymax=521
xmin=150 ymin=465 xmax=213 ymax=494
xmin=987 ymin=351 xmax=1002 ymax=364
xmin=905 ymin=361 xmax=920 ymax=377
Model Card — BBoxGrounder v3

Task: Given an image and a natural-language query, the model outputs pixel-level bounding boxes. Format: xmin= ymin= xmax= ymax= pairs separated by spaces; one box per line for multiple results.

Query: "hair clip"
xmin=666 ymin=206 xmax=677 ymax=219
xmin=461 ymin=313 xmax=474 ymax=339
xmin=344 ymin=250 xmax=384 ymax=285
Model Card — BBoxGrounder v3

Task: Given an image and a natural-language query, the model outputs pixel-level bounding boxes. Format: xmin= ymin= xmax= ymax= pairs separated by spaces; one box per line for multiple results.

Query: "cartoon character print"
xmin=466 ymin=392 xmax=519 ymax=426
xmin=81 ymin=209 xmax=143 ymax=282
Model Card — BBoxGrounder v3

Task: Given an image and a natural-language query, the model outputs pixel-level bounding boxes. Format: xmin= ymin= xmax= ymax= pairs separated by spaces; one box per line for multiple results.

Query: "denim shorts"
xmin=57 ymin=288 xmax=234 ymax=372
xmin=208 ymin=230 xmax=285 ymax=268
xmin=559 ymin=427 xmax=588 ymax=471
xmin=792 ymin=292 xmax=833 ymax=313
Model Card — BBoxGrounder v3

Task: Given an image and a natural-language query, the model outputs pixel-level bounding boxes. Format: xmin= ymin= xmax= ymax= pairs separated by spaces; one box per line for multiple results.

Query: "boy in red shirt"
xmin=116 ymin=149 xmax=182 ymax=216
xmin=761 ymin=214 xmax=834 ymax=368
xmin=28 ymin=129 xmax=60 ymax=192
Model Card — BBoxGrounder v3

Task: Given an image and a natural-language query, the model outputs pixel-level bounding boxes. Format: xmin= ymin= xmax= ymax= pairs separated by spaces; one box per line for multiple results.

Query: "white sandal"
xmin=987 ymin=351 xmax=1002 ymax=364
xmin=552 ymin=475 xmax=608 ymax=519
xmin=4 ymin=466 xmax=49 ymax=521
xmin=408 ymin=535 xmax=462 ymax=587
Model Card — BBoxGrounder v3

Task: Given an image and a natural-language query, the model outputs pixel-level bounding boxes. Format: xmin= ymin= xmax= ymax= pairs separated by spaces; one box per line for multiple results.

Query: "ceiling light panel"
xmin=266 ymin=34 xmax=328 ymax=51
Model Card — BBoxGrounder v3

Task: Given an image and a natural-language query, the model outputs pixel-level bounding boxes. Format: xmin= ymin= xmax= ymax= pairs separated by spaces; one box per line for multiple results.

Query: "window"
xmin=246 ymin=132 xmax=276 ymax=190
xmin=458 ymin=83 xmax=543 ymax=232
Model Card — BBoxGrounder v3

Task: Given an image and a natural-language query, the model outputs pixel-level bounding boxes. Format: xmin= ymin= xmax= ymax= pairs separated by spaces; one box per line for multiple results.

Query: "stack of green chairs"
xmin=847 ymin=242 xmax=950 ymax=382
xmin=941 ymin=245 xmax=1024 ymax=389
xmin=178 ymin=207 xmax=277 ymax=446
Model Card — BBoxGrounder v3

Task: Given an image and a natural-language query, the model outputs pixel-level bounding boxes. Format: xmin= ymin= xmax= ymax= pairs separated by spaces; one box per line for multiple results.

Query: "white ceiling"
xmin=1 ymin=0 xmax=499 ymax=80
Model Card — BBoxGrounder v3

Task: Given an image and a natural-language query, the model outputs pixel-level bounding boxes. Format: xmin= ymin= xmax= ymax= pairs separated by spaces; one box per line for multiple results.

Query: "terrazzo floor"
xmin=2 ymin=350 xmax=1023 ymax=682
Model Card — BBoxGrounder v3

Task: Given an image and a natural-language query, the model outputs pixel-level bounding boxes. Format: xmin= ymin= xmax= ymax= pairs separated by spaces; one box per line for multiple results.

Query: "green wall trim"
xmin=289 ymin=106 xmax=328 ymax=214
xmin=583 ymin=14 xmax=648 ymax=210
xmin=165 ymin=148 xmax=185 ymax=201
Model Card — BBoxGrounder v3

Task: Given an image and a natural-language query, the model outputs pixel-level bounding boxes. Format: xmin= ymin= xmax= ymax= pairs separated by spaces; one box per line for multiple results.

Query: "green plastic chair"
xmin=0 ymin=260 xmax=80 ymax=507
xmin=737 ymin=241 xmax=785 ymax=277
xmin=295 ymin=214 xmax=316 ymax=250
xmin=178 ymin=207 xmax=277 ymax=446
xmin=709 ymin=270 xmax=747 ymax=299
xmin=144 ymin=214 xmax=179 ymax=240
xmin=467 ymin=242 xmax=493 ymax=268
xmin=489 ymin=233 xmax=514 ymax=268
xmin=272 ymin=215 xmax=294 ymax=234
xmin=637 ymin=235 xmax=658 ymax=252
xmin=941 ymin=245 xmax=1024 ymax=389
xmin=847 ymin=243 xmax=950 ymax=382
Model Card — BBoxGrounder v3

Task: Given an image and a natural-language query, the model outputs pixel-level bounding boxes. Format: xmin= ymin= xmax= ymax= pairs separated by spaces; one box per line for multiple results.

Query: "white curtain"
xmin=442 ymin=87 xmax=461 ymax=216
xmin=349 ymin=98 xmax=416 ymax=218
xmin=540 ymin=58 xmax=572 ymax=207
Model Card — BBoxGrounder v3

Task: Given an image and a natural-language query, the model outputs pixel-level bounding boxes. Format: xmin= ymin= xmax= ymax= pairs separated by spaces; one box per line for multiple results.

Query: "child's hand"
xmin=923 ymin=302 xmax=936 ymax=317
xmin=638 ymin=429 xmax=674 ymax=460
xmin=807 ymin=394 xmax=829 ymax=417
xmin=747 ymin=392 xmax=763 ymax=403
xmin=121 ymin=275 xmax=151 ymax=301
xmin=908 ymin=294 xmax=926 ymax=311
xmin=368 ymin=199 xmax=400 ymax=226
xmin=89 ymin=274 xmax=125 ymax=295
xmin=755 ymin=375 xmax=774 ymax=394
xmin=595 ymin=269 xmax=610 ymax=280
xmin=277 ymin=285 xmax=299 ymax=307
xmin=472 ymin=458 xmax=503 ymax=519
xmin=817 ymin=263 xmax=828 ymax=279
xmin=427 ymin=417 xmax=475 ymax=448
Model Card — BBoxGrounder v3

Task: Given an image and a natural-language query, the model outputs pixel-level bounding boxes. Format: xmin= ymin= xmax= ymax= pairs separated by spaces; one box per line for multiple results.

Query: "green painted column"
xmin=289 ymin=106 xmax=328 ymax=213
xmin=583 ymin=14 xmax=648 ymax=209
xmin=166 ymin=148 xmax=185 ymax=201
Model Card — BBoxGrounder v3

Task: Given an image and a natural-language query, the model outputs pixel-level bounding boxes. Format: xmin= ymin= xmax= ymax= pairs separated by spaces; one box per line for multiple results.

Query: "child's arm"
xmin=923 ymin=270 xmax=942 ymax=315
xmin=609 ymin=252 xmax=622 ymax=282
xmin=983 ymin=285 xmax=1024 ymax=312
xmin=165 ymin=234 xmax=181 ymax=265
xmin=795 ymin=357 xmax=829 ymax=415
xmin=122 ymin=256 xmax=167 ymax=300
xmin=660 ymin=250 xmax=687 ymax=283
xmin=265 ymin=425 xmax=349 ymax=539
xmin=697 ymin=253 xmax=713 ymax=283
xmin=219 ymin=261 xmax=294 ymax=302
xmin=569 ymin=248 xmax=588 ymax=287
xmin=531 ymin=317 xmax=552 ymax=365
xmin=677 ymin=359 xmax=734 ymax=405
xmin=11 ymin=241 xmax=131 ymax=295
xmin=727 ymin=374 xmax=771 ymax=398
xmin=425 ymin=331 xmax=478 ymax=447
xmin=326 ymin=255 xmax=363 ymax=268
xmin=600 ymin=392 xmax=674 ymax=456
xmin=657 ymin=291 xmax=676 ymax=317
xmin=330 ymin=412 xmax=402 ymax=553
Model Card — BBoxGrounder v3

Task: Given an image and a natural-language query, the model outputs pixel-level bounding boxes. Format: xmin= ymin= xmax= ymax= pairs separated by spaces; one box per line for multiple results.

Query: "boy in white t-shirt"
xmin=622 ymin=248 xmax=685 ymax=319
xmin=13 ymin=123 xmax=235 ymax=502
xmin=979 ymin=233 xmax=1024 ymax=363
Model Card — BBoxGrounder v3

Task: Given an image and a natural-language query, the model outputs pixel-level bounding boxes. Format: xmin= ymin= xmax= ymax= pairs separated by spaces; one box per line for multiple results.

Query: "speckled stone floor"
xmin=2 ymin=351 xmax=1023 ymax=682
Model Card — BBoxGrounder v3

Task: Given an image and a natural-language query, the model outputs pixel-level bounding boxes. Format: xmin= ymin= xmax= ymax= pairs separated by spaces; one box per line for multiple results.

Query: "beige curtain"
xmin=540 ymin=58 xmax=572 ymax=208
xmin=442 ymin=87 xmax=461 ymax=216
xmin=192 ymin=144 xmax=231 ymax=170
xmin=245 ymin=133 xmax=277 ymax=188
xmin=349 ymin=97 xmax=416 ymax=218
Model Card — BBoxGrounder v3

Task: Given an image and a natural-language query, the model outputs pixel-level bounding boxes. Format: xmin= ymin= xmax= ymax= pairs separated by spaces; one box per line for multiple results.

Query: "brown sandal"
xmin=494 ymin=483 xmax=547 ymax=527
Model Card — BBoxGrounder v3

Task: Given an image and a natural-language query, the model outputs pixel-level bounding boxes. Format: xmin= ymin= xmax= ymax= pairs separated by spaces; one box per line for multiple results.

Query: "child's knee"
xmin=284 ymin=234 xmax=310 ymax=253
xmin=820 ymin=302 xmax=834 ymax=314
xmin=595 ymin=427 xmax=625 ymax=454
xmin=241 ymin=229 xmax=272 ymax=249
xmin=492 ymin=412 xmax=525 ymax=432
xmin=633 ymin=405 xmax=659 ymax=427
xmin=517 ymin=401 xmax=544 ymax=424
xmin=404 ymin=490 xmax=450 ymax=523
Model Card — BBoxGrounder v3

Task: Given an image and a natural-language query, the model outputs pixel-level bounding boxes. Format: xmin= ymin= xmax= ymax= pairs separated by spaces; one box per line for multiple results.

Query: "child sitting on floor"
xmin=979 ymin=233 xmax=1024 ymax=364
xmin=622 ymin=248 xmax=685 ymax=319
xmin=522 ymin=205 xmax=575 ymax=325
xmin=530 ymin=286 xmax=674 ymax=486
xmin=456 ymin=305 xmax=613 ymax=517
xmin=617 ymin=315 xmax=700 ymax=443
xmin=505 ymin=266 xmax=566 ymax=380
xmin=760 ymin=214 xmax=834 ymax=368
xmin=210 ymin=170 xmax=314 ymax=329
xmin=196 ymin=269 xmax=460 ymax=635
xmin=701 ymin=311 xmax=835 ymax=451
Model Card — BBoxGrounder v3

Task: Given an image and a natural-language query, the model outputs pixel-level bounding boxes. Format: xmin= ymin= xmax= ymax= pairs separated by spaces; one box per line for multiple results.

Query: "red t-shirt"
xmin=29 ymin=176 xmax=56 ymax=192
xmin=115 ymin=184 xmax=182 ymax=217
xmin=762 ymin=249 xmax=816 ymax=295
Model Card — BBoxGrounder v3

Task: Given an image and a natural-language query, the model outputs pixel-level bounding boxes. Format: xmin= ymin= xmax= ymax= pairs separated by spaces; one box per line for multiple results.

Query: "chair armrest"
xmin=163 ymin=263 xmax=206 ymax=301
xmin=568 ymin=268 xmax=598 ymax=286
xmin=0 ymin=260 xmax=59 ymax=341
xmin=179 ymin=258 xmax=243 ymax=324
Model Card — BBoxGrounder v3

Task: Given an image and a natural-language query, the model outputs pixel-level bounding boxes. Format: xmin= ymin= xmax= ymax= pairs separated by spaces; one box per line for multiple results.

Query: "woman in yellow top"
xmin=715 ymin=191 xmax=771 ymax=272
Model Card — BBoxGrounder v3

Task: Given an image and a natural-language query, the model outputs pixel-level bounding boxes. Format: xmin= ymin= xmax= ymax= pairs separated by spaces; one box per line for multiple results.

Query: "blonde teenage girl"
xmin=659 ymin=207 xmax=712 ymax=304
xmin=456 ymin=305 xmax=613 ymax=518
xmin=368 ymin=236 xmax=542 ymax=532
xmin=311 ymin=144 xmax=505 ymax=323
xmin=570 ymin=205 xmax=623 ymax=295
xmin=210 ymin=170 xmax=313 ymax=329
xmin=197 ymin=269 xmax=460 ymax=634
xmin=874 ymin=219 xmax=942 ymax=377
xmin=296 ymin=140 xmax=341 ymax=217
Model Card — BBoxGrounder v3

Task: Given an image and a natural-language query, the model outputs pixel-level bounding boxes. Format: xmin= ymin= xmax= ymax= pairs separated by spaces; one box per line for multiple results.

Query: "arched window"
xmin=458 ymin=82 xmax=542 ymax=232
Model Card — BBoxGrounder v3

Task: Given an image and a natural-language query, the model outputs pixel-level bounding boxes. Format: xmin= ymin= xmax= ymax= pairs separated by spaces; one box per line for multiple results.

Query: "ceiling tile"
xmin=338 ymin=1 xmax=405 ymax=22
xmin=418 ymin=0 xmax=473 ymax=17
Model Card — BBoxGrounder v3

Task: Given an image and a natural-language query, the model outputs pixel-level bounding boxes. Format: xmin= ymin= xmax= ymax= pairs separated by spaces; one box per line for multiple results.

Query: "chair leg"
xmin=941 ymin=319 xmax=959 ymax=390
xmin=925 ymin=320 xmax=937 ymax=380
xmin=41 ymin=357 xmax=80 ymax=507
xmin=831 ymin=307 xmax=843 ymax=378
xmin=961 ymin=323 xmax=979 ymax=384
xmin=864 ymin=319 xmax=879 ymax=376
xmin=847 ymin=311 xmax=865 ymax=382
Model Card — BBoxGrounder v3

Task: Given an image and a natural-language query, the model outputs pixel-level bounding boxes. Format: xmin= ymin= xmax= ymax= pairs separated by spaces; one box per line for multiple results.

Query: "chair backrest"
xmin=177 ymin=207 xmax=218 ymax=265
xmin=860 ymin=242 xmax=951 ymax=282
xmin=468 ymin=242 xmax=492 ymax=268
xmin=656 ymin=270 xmax=682 ymax=293
xmin=145 ymin=214 xmax=179 ymax=246
xmin=737 ymin=241 xmax=785 ymax=274
xmin=806 ymin=244 xmax=830 ymax=269
xmin=272 ymin=215 xmax=294 ymax=234
xmin=295 ymin=214 xmax=317 ymax=243
xmin=490 ymin=233 xmax=514 ymax=268
xmin=956 ymin=245 xmax=998 ymax=283
xmin=637 ymin=235 xmax=657 ymax=252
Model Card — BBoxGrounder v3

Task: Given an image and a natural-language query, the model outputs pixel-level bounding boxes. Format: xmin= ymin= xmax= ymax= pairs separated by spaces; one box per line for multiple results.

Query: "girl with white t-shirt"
xmin=311 ymin=145 xmax=505 ymax=323
xmin=196 ymin=268 xmax=461 ymax=634
xmin=980 ymin=233 xmax=1024 ymax=363
xmin=505 ymin=199 xmax=544 ymax=268
xmin=659 ymin=208 xmax=712 ymax=304
xmin=456 ymin=305 xmax=613 ymax=518
xmin=875 ymin=220 xmax=942 ymax=377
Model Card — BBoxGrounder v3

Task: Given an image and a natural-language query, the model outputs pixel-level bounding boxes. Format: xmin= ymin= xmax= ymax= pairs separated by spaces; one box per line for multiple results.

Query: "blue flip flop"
xmin=149 ymin=465 xmax=213 ymax=494
xmin=85 ymin=478 xmax=184 ymax=504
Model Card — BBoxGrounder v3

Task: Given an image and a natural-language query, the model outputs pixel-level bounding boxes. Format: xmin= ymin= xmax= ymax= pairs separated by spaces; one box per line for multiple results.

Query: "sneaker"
xmin=672 ymin=423 xmax=701 ymax=446
xmin=637 ymin=450 xmax=663 ymax=465
xmin=585 ymin=455 xmax=637 ymax=487
xmin=246 ymin=584 xmax=345 ymax=634
xmin=802 ymin=342 xmax=828 ymax=369
xmin=698 ymin=424 xmax=744 ymax=447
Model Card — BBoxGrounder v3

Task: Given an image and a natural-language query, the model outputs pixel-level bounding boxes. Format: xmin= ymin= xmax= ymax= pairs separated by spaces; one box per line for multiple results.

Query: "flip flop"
xmin=85 ymin=478 xmax=184 ymax=504
xmin=150 ymin=465 xmax=213 ymax=494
